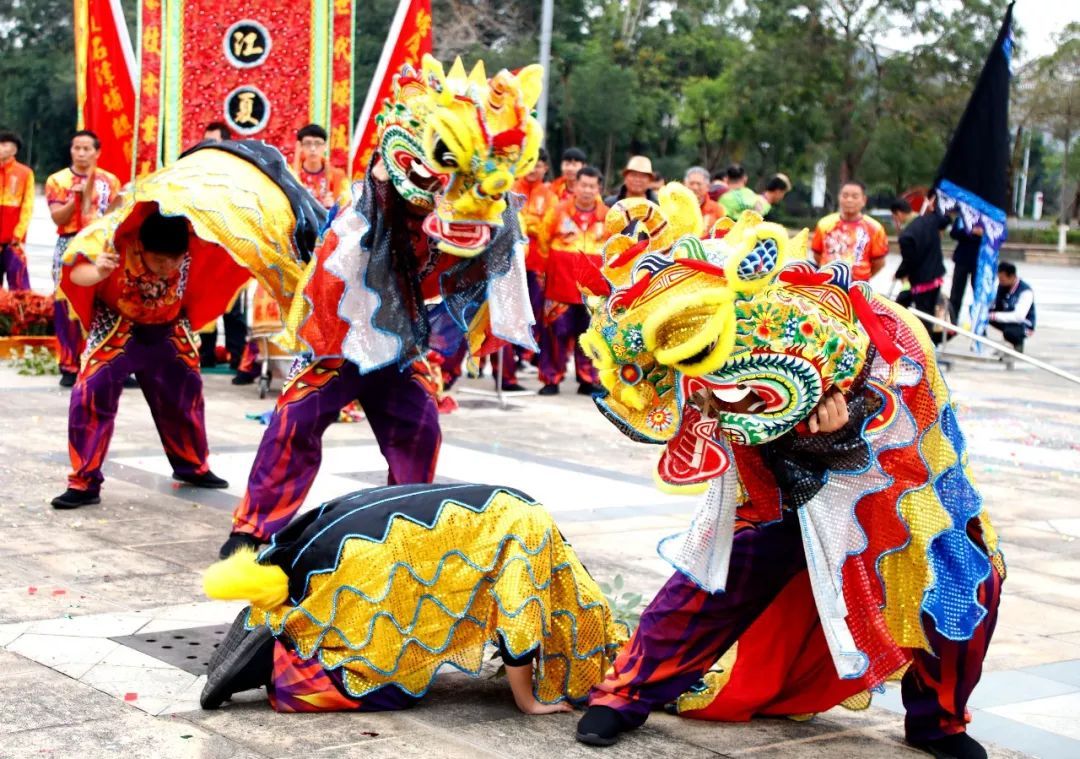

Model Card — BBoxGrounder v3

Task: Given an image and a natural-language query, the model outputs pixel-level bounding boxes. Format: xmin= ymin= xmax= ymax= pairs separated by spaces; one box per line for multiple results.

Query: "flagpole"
xmin=537 ymin=0 xmax=553 ymax=131
xmin=349 ymin=0 xmax=411 ymax=172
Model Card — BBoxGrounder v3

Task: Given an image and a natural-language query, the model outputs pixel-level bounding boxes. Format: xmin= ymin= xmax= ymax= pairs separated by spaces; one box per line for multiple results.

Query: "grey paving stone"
xmin=1019 ymin=659 xmax=1080 ymax=689
xmin=181 ymin=698 xmax=419 ymax=755
xmin=449 ymin=714 xmax=723 ymax=759
xmin=646 ymin=711 xmax=846 ymax=754
xmin=71 ymin=571 xmax=207 ymax=608
xmin=968 ymin=669 xmax=1079 ymax=709
xmin=0 ymin=712 xmax=267 ymax=759
xmin=727 ymin=729 xmax=921 ymax=757
xmin=0 ymin=666 xmax=129 ymax=735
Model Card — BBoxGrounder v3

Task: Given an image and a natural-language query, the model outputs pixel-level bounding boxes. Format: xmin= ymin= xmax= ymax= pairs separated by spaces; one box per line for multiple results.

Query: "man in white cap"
xmin=605 ymin=155 xmax=658 ymax=207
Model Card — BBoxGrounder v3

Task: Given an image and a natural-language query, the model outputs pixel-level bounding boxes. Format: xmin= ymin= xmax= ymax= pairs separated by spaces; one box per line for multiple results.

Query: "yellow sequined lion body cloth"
xmin=205 ymin=483 xmax=627 ymax=707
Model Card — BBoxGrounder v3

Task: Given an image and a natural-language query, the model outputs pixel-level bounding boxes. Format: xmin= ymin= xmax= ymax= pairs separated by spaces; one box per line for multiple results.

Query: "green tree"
xmin=0 ymin=0 xmax=77 ymax=175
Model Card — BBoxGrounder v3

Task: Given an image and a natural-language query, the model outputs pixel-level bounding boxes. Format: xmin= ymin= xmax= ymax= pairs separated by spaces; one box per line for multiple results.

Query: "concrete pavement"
xmin=1 ymin=204 xmax=1078 ymax=757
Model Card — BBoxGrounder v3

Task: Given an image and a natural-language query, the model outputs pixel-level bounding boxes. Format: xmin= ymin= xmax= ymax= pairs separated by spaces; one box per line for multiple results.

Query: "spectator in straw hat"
xmin=605 ymin=155 xmax=659 ymax=207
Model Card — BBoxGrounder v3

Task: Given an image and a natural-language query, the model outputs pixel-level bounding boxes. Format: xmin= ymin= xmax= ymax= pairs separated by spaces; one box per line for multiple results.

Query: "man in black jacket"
xmin=891 ymin=197 xmax=949 ymax=344
xmin=948 ymin=220 xmax=983 ymax=323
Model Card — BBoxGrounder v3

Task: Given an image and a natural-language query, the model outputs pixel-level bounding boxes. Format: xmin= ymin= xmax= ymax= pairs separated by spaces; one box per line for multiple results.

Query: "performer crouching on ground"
xmin=201 ymin=483 xmax=627 ymax=714
xmin=50 ymin=209 xmax=229 ymax=509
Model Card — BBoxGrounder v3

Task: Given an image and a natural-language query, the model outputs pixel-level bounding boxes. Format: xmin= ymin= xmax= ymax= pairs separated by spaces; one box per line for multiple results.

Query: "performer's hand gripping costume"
xmin=51 ymin=143 xmax=322 ymax=509
xmin=200 ymin=483 xmax=627 ymax=714
xmin=573 ymin=204 xmax=1004 ymax=759
xmin=223 ymin=56 xmax=543 ymax=557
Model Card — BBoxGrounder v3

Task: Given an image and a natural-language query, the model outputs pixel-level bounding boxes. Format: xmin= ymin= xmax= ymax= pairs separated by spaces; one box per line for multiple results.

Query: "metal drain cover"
xmin=110 ymin=624 xmax=230 ymax=675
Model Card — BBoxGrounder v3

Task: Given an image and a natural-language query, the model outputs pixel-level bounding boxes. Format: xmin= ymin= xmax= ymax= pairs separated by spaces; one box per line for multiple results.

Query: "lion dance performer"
xmin=219 ymin=55 xmax=542 ymax=558
xmin=50 ymin=142 xmax=323 ymax=509
xmin=200 ymin=483 xmax=627 ymax=714
xmin=572 ymin=204 xmax=1004 ymax=759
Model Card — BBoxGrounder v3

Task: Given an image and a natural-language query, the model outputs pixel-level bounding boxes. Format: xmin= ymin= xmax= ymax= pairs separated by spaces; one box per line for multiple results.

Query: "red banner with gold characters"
xmin=74 ymin=0 xmax=138 ymax=182
xmin=349 ymin=0 xmax=432 ymax=177
xmin=135 ymin=0 xmax=353 ymax=176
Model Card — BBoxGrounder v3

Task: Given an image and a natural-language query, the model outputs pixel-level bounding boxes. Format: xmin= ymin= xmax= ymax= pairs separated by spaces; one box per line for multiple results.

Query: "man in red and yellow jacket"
xmin=0 ymin=131 xmax=34 ymax=291
xmin=538 ymin=165 xmax=610 ymax=396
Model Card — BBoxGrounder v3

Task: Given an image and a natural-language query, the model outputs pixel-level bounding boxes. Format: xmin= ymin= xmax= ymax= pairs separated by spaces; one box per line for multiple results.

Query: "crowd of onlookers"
xmin=0 ymin=128 xmax=1036 ymax=402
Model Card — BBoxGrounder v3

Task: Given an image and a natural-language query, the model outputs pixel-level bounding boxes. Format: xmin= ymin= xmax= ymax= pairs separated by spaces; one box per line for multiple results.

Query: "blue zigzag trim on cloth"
xmin=922 ymin=403 xmax=992 ymax=640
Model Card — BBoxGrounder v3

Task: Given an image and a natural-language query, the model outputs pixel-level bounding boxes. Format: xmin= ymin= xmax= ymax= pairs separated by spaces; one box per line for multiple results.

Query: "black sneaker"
xmin=51 ymin=488 xmax=101 ymax=510
xmin=218 ymin=532 xmax=264 ymax=560
xmin=576 ymin=705 xmax=627 ymax=746
xmin=58 ymin=371 xmax=77 ymax=388
xmin=172 ymin=471 xmax=229 ymax=489
xmin=200 ymin=608 xmax=274 ymax=710
xmin=538 ymin=383 xmax=559 ymax=396
xmin=908 ymin=733 xmax=987 ymax=759
xmin=500 ymin=382 xmax=527 ymax=392
xmin=122 ymin=375 xmax=139 ymax=389
xmin=231 ymin=372 xmax=257 ymax=386
xmin=577 ymin=382 xmax=603 ymax=396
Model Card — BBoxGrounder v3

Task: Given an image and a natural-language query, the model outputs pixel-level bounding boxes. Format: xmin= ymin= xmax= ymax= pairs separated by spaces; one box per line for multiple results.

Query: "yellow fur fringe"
xmin=203 ymin=547 xmax=289 ymax=609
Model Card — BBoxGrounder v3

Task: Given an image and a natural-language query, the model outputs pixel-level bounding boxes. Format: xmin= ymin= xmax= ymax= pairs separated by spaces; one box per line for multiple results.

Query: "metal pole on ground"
xmin=909 ymin=307 xmax=1080 ymax=386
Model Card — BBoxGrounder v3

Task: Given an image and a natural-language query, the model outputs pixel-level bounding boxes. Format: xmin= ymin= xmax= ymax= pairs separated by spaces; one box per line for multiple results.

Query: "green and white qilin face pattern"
xmin=700 ymin=352 xmax=824 ymax=446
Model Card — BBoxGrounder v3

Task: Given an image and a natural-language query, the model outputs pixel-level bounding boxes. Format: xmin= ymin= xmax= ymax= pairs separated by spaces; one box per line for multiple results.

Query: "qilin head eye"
xmin=432 ymin=139 xmax=458 ymax=169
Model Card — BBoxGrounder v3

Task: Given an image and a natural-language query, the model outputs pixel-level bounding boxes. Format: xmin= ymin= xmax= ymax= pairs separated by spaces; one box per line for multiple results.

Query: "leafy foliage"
xmin=5 ymin=345 xmax=59 ymax=376
xmin=0 ymin=0 xmax=1033 ymax=208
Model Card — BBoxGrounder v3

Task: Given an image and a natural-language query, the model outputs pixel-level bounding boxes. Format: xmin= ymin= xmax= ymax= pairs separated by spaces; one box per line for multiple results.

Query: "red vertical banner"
xmin=136 ymin=0 xmax=163 ymax=176
xmin=74 ymin=0 xmax=138 ymax=181
xmin=349 ymin=0 xmax=431 ymax=177
xmin=329 ymin=0 xmax=354 ymax=169
xmin=135 ymin=0 xmax=352 ymax=173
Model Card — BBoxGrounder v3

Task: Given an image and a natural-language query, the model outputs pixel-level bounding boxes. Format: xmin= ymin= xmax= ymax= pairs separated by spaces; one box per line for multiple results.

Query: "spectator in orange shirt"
xmin=538 ymin=166 xmax=609 ymax=396
xmin=684 ymin=166 xmax=721 ymax=233
xmin=550 ymin=147 xmax=586 ymax=201
xmin=0 ymin=131 xmax=34 ymax=290
xmin=46 ymin=130 xmax=122 ymax=386
xmin=810 ymin=180 xmax=889 ymax=282
xmin=294 ymin=124 xmax=348 ymax=209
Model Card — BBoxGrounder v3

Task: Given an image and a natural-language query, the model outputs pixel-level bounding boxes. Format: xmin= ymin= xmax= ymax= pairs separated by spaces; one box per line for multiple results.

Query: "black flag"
xmin=934 ymin=1 xmax=1014 ymax=336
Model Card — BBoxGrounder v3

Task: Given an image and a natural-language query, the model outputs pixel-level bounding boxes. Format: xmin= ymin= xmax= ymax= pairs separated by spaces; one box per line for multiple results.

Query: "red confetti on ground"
xmin=52 ymin=589 xmax=66 ymax=596
xmin=124 ymin=692 xmax=138 ymax=701
xmin=27 ymin=587 xmax=37 ymax=595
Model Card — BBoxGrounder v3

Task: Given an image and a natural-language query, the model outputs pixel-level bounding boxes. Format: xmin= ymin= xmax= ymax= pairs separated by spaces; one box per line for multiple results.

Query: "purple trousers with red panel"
xmin=0 ymin=243 xmax=30 ymax=290
xmin=67 ymin=316 xmax=210 ymax=493
xmin=230 ymin=358 xmax=441 ymax=541
xmin=589 ymin=510 xmax=1003 ymax=743
xmin=53 ymin=236 xmax=85 ymax=373
xmin=539 ymin=302 xmax=597 ymax=386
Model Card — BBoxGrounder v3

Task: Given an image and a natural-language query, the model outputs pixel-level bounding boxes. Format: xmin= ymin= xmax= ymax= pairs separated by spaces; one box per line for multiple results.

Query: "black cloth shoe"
xmin=909 ymin=733 xmax=987 ymax=759
xmin=200 ymin=608 xmax=274 ymax=710
xmin=500 ymin=382 xmax=526 ymax=392
xmin=218 ymin=532 xmax=264 ymax=560
xmin=58 ymin=371 xmax=77 ymax=388
xmin=51 ymin=488 xmax=101 ymax=510
xmin=122 ymin=375 xmax=139 ymax=389
xmin=538 ymin=383 xmax=559 ymax=396
xmin=576 ymin=705 xmax=628 ymax=746
xmin=173 ymin=471 xmax=229 ymax=489
xmin=577 ymin=382 xmax=603 ymax=396
xmin=231 ymin=372 xmax=257 ymax=386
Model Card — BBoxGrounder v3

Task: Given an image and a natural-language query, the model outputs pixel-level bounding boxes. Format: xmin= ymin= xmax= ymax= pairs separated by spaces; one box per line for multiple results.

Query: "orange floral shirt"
xmin=45 ymin=167 xmax=121 ymax=236
xmin=810 ymin=213 xmax=889 ymax=281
